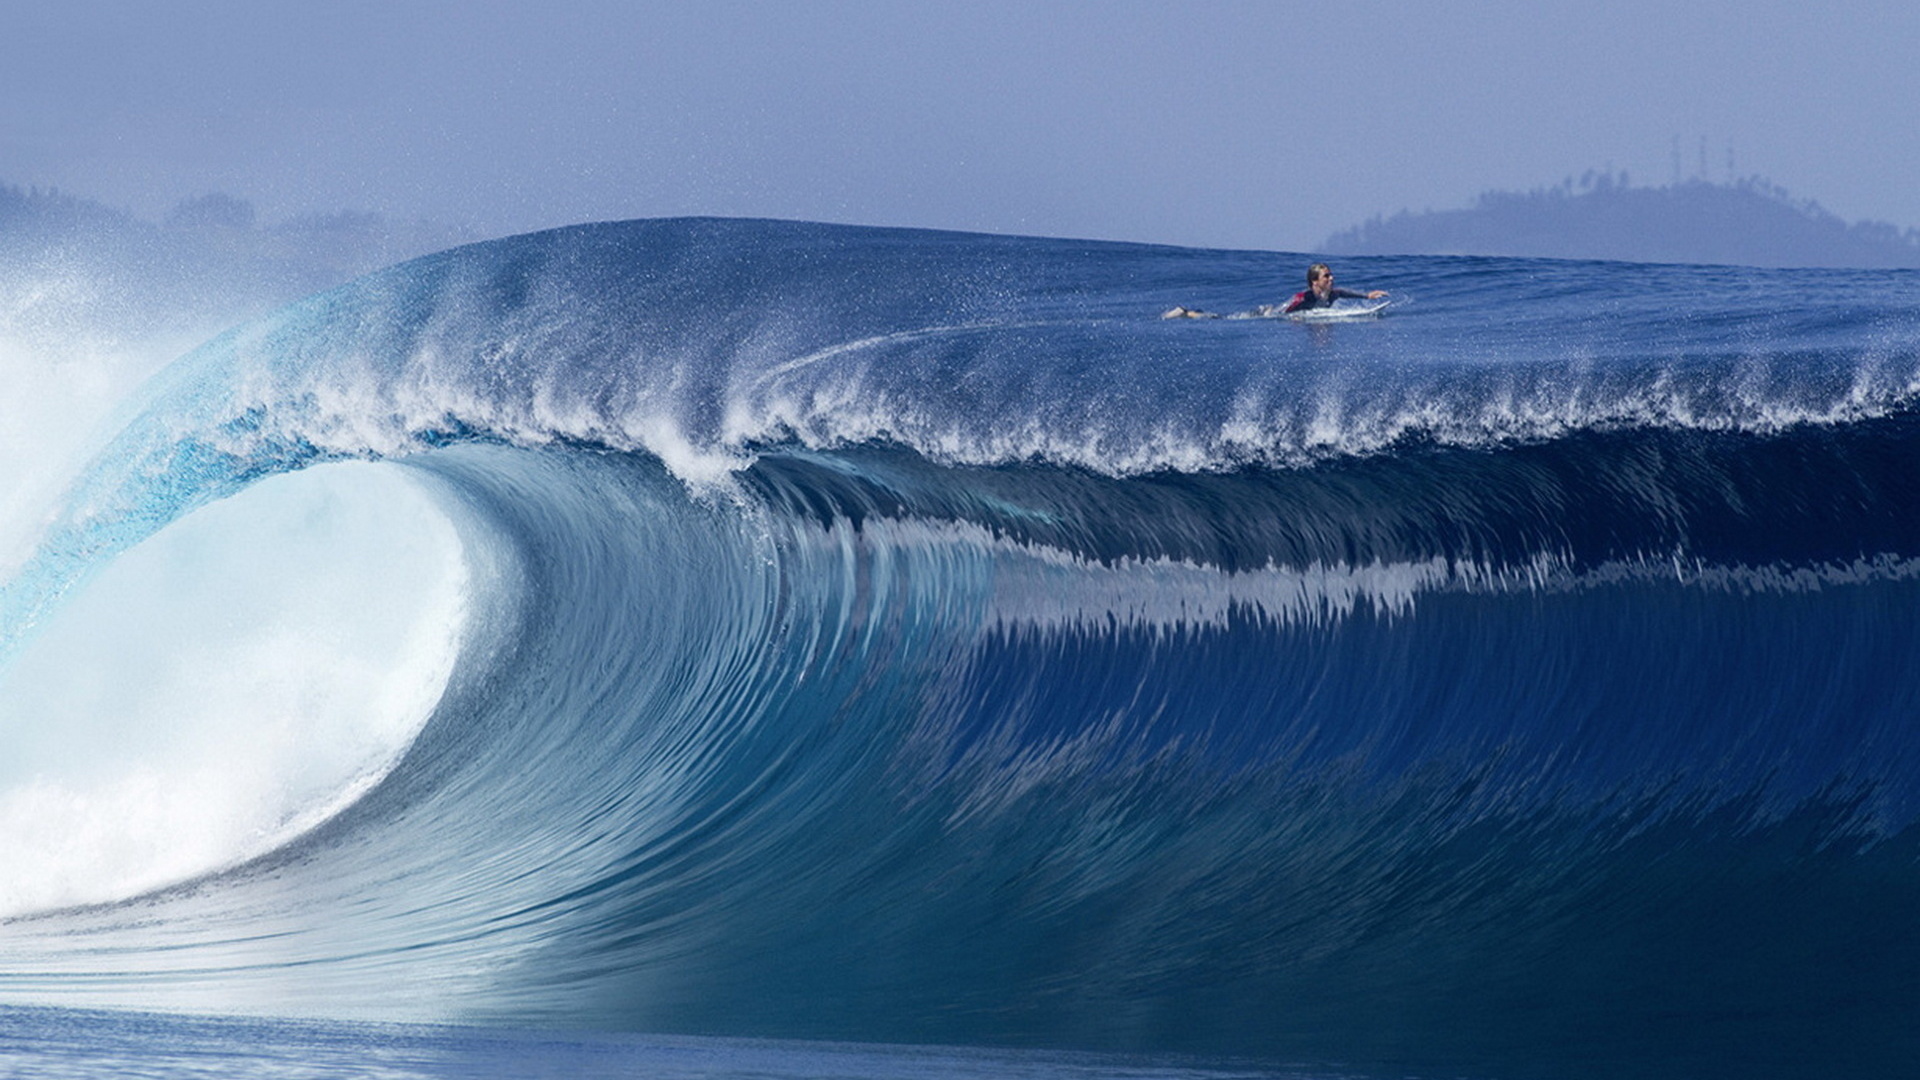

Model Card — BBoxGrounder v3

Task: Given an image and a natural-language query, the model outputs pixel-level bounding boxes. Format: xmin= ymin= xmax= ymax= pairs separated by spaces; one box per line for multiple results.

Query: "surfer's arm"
xmin=1282 ymin=291 xmax=1310 ymax=313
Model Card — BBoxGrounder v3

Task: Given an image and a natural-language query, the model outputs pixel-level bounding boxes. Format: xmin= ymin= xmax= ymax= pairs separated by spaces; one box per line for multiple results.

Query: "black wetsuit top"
xmin=1283 ymin=286 xmax=1369 ymax=313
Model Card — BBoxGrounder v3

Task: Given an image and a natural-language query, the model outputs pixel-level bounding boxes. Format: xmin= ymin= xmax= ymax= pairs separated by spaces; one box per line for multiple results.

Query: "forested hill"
xmin=0 ymin=183 xmax=473 ymax=331
xmin=1325 ymin=175 xmax=1920 ymax=268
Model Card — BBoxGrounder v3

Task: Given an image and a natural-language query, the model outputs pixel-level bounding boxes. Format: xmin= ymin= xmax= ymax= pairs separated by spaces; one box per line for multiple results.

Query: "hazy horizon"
xmin=6 ymin=2 xmax=1919 ymax=252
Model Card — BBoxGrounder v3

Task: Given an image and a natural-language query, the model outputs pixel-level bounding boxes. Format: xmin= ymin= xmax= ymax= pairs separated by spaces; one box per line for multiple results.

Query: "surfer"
xmin=1283 ymin=263 xmax=1387 ymax=313
xmin=1283 ymin=264 xmax=1387 ymax=313
xmin=1162 ymin=262 xmax=1388 ymax=319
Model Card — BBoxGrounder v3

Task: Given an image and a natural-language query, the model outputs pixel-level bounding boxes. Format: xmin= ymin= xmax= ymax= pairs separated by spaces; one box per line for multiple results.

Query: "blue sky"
xmin=5 ymin=1 xmax=1917 ymax=251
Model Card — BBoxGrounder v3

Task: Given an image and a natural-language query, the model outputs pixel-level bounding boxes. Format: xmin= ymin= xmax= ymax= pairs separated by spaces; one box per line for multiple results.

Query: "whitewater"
xmin=2 ymin=218 xmax=1919 ymax=1080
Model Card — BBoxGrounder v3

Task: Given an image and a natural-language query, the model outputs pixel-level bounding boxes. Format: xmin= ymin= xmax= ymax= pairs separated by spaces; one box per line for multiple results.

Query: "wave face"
xmin=4 ymin=218 xmax=1920 ymax=1078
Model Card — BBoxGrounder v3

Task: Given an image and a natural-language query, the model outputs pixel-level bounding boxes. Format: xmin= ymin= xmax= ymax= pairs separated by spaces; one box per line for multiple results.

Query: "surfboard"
xmin=1284 ymin=298 xmax=1392 ymax=322
xmin=1186 ymin=298 xmax=1396 ymax=321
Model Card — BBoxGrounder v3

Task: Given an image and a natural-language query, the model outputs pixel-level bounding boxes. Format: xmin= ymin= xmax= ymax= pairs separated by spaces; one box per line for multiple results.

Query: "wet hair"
xmin=1308 ymin=262 xmax=1331 ymax=285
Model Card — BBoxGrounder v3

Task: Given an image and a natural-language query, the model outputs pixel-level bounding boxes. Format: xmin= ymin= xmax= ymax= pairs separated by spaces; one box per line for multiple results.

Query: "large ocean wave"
xmin=3 ymin=218 xmax=1919 ymax=1078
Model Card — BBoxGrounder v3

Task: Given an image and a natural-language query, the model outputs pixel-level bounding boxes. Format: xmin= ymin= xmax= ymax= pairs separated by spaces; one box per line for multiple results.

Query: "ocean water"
xmin=2 ymin=218 xmax=1919 ymax=1079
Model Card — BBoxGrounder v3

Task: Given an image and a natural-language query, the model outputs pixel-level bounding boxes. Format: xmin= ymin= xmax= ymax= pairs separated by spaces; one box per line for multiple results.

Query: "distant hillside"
xmin=1325 ymin=175 xmax=1920 ymax=268
xmin=0 ymin=183 xmax=475 ymax=334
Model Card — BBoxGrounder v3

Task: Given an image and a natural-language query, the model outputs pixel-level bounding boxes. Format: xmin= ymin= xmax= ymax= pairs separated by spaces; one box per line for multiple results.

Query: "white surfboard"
xmin=1284 ymin=298 xmax=1392 ymax=322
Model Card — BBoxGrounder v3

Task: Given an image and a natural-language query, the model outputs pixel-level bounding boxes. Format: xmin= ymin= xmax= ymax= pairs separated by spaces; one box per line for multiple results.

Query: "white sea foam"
xmin=0 ymin=461 xmax=469 ymax=916
xmin=849 ymin=517 xmax=1919 ymax=642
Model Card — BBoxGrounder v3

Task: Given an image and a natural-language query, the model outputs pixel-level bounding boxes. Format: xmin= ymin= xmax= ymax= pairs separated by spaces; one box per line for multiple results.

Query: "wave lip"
xmin=36 ymin=218 xmax=1920 ymax=497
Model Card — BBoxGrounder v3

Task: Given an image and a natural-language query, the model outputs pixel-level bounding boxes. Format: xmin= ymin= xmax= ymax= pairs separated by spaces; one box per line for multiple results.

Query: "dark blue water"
xmin=3 ymin=219 xmax=1919 ymax=1079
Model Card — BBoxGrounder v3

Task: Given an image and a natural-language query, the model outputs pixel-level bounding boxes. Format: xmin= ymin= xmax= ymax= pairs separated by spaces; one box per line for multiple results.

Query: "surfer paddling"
xmin=1282 ymin=263 xmax=1386 ymax=313
xmin=1160 ymin=261 xmax=1388 ymax=319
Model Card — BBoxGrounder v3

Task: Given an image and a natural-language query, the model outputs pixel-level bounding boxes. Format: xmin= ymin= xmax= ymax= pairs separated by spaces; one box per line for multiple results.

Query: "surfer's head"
xmin=1308 ymin=263 xmax=1332 ymax=287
